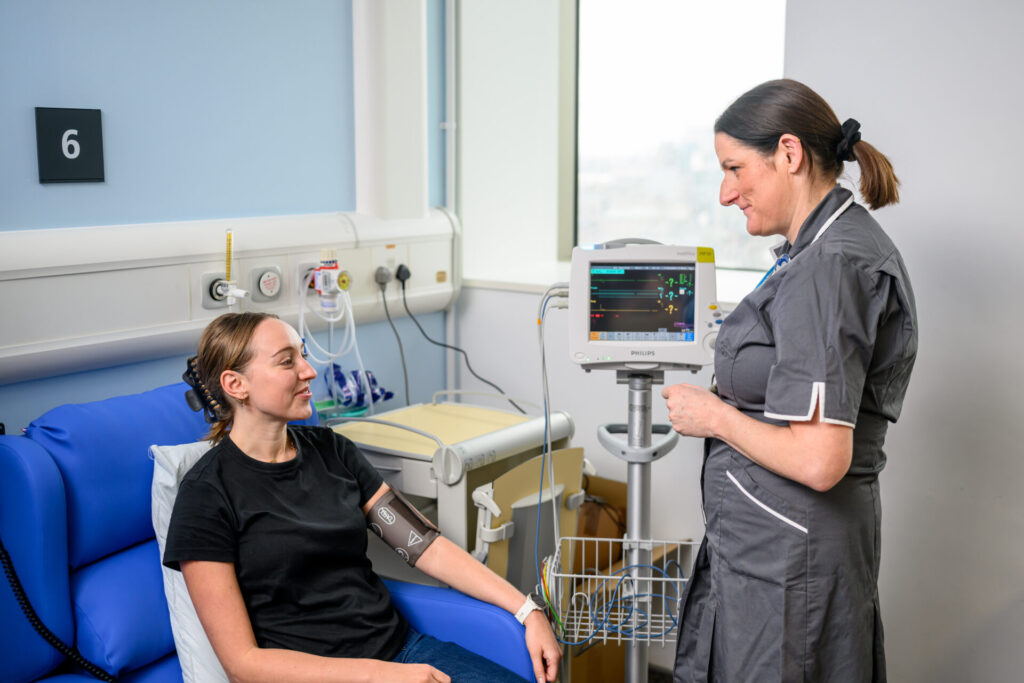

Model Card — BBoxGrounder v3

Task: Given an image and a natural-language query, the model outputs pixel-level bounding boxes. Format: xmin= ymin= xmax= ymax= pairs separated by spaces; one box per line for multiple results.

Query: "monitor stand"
xmin=595 ymin=371 xmax=680 ymax=683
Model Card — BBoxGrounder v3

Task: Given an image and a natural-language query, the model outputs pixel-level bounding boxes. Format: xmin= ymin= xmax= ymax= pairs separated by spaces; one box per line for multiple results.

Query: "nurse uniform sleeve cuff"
xmin=763 ymin=380 xmax=856 ymax=427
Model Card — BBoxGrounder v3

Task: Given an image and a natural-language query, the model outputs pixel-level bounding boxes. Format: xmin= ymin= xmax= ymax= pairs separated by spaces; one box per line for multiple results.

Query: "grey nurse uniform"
xmin=673 ymin=187 xmax=917 ymax=683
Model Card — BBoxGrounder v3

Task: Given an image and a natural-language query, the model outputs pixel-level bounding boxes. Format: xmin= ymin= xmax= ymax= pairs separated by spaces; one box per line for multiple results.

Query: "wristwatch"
xmin=515 ymin=592 xmax=545 ymax=625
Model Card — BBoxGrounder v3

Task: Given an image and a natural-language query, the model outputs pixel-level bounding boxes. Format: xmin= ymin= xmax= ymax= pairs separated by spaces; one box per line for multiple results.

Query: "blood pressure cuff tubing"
xmin=367 ymin=488 xmax=441 ymax=567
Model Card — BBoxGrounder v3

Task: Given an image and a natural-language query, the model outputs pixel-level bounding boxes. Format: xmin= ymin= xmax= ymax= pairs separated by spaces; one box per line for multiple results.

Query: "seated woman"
xmin=163 ymin=312 xmax=561 ymax=683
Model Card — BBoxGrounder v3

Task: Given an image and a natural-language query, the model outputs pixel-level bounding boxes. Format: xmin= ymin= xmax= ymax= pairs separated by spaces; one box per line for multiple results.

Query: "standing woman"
xmin=662 ymin=79 xmax=917 ymax=682
xmin=164 ymin=312 xmax=560 ymax=683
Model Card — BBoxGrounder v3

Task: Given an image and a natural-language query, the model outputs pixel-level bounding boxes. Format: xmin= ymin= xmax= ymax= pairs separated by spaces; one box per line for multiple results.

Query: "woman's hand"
xmin=524 ymin=611 xmax=561 ymax=682
xmin=374 ymin=661 xmax=451 ymax=683
xmin=414 ymin=537 xmax=562 ymax=680
xmin=662 ymin=383 xmax=853 ymax=491
xmin=661 ymin=383 xmax=726 ymax=438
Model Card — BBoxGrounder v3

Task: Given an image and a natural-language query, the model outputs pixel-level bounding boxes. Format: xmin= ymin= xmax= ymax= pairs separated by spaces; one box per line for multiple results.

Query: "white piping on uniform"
xmin=773 ymin=195 xmax=854 ymax=272
xmin=821 ymin=415 xmax=855 ymax=427
xmin=765 ymin=381 xmax=856 ymax=428
xmin=765 ymin=381 xmax=824 ymax=421
xmin=811 ymin=196 xmax=855 ymax=244
xmin=726 ymin=470 xmax=808 ymax=534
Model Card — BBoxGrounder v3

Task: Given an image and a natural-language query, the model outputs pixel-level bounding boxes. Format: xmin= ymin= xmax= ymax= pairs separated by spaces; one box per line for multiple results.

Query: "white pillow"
xmin=150 ymin=441 xmax=229 ymax=683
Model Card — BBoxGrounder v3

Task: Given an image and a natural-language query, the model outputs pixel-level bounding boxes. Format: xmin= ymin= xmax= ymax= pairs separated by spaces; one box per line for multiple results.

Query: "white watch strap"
xmin=515 ymin=594 xmax=542 ymax=625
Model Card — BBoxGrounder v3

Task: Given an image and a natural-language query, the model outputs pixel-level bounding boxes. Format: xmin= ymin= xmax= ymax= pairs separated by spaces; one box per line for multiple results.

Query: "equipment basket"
xmin=543 ymin=536 xmax=698 ymax=646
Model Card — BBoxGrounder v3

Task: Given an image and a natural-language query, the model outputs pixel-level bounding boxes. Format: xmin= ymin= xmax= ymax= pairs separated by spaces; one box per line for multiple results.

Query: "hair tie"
xmin=836 ymin=118 xmax=861 ymax=162
xmin=182 ymin=355 xmax=229 ymax=424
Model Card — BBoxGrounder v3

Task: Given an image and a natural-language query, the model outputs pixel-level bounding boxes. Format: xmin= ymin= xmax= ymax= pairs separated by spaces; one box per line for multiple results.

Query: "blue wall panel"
xmin=0 ymin=0 xmax=356 ymax=230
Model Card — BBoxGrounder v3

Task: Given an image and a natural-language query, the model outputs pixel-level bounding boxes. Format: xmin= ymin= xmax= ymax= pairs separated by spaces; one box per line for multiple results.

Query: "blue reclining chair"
xmin=0 ymin=382 xmax=533 ymax=682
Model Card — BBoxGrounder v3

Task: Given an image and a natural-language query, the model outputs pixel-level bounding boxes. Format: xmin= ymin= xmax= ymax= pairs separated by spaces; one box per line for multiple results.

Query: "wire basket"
xmin=542 ymin=536 xmax=697 ymax=646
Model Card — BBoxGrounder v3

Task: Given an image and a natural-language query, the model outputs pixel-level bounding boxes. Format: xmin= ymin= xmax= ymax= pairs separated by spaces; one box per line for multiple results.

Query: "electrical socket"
xmin=372 ymin=244 xmax=408 ymax=284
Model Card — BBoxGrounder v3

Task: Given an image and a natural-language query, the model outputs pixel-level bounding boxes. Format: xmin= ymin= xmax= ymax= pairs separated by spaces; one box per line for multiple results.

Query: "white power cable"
xmin=536 ymin=284 xmax=570 ymax=577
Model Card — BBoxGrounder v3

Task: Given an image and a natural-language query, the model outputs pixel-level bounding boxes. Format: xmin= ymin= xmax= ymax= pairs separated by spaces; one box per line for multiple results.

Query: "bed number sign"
xmin=35 ymin=107 xmax=105 ymax=183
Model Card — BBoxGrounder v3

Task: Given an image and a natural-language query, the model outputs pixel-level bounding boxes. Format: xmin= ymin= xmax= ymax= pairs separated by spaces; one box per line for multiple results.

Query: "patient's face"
xmin=237 ymin=319 xmax=317 ymax=423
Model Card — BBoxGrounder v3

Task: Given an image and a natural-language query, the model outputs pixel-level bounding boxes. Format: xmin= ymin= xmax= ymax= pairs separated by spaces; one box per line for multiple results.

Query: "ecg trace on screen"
xmin=588 ymin=264 xmax=696 ymax=341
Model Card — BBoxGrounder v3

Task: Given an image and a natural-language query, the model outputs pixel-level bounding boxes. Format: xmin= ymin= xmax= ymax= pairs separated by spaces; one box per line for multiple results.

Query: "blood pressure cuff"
xmin=367 ymin=488 xmax=440 ymax=567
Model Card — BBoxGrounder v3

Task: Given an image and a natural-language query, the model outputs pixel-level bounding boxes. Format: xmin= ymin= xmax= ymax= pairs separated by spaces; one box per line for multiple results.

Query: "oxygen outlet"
xmin=202 ymin=273 xmax=249 ymax=309
xmin=209 ymin=278 xmax=230 ymax=302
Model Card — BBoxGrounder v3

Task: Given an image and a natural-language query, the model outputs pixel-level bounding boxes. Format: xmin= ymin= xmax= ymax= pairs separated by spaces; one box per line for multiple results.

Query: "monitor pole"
xmin=597 ymin=370 xmax=679 ymax=683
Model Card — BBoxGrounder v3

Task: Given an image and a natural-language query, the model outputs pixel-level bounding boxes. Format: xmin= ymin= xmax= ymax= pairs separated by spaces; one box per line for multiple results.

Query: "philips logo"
xmin=630 ymin=350 xmax=655 ymax=357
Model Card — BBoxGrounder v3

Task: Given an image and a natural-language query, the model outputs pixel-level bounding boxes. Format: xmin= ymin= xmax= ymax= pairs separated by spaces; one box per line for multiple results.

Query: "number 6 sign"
xmin=35 ymin=107 xmax=105 ymax=183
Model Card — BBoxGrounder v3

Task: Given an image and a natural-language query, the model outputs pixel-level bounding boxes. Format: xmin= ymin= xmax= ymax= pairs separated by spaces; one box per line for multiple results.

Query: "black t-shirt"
xmin=163 ymin=425 xmax=408 ymax=660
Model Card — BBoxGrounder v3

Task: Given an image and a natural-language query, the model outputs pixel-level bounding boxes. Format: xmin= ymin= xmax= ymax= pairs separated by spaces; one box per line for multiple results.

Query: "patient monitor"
xmin=565 ymin=243 xmax=719 ymax=681
xmin=568 ymin=242 xmax=720 ymax=373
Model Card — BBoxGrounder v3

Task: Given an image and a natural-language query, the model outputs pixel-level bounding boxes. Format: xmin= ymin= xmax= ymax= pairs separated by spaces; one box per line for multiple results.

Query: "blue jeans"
xmin=392 ymin=628 xmax=531 ymax=682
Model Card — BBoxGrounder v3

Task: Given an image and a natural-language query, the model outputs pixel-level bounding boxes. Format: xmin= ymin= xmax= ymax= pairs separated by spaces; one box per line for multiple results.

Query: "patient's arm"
xmin=363 ymin=484 xmax=562 ymax=683
xmin=181 ymin=560 xmax=450 ymax=683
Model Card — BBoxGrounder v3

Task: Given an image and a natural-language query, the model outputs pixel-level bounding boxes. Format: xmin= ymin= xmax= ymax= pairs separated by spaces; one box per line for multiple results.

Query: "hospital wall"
xmin=456 ymin=0 xmax=1024 ymax=680
xmin=787 ymin=1 xmax=1024 ymax=680
xmin=0 ymin=0 xmax=449 ymax=432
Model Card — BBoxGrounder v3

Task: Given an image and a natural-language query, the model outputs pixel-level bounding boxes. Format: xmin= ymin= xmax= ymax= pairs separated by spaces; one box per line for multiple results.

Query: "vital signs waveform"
xmin=588 ymin=264 xmax=696 ymax=334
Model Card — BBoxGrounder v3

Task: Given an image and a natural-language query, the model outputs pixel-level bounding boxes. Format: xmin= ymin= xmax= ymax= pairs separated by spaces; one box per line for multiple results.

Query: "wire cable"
xmin=539 ymin=295 xmax=561 ymax=560
xmin=379 ymin=285 xmax=411 ymax=407
xmin=399 ymin=281 xmax=526 ymax=414
xmin=551 ymin=560 xmax=682 ymax=646
xmin=537 ymin=286 xmax=570 ymax=548
xmin=1 ymin=535 xmax=116 ymax=681
xmin=533 ymin=289 xmax=573 ymax=644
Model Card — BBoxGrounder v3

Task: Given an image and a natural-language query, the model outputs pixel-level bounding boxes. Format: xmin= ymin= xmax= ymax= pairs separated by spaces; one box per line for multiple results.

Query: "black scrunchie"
xmin=836 ymin=118 xmax=861 ymax=162
xmin=182 ymin=355 xmax=229 ymax=424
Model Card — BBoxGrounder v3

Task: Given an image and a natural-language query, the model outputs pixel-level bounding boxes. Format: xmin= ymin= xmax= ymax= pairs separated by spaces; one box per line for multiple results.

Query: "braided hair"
xmin=182 ymin=312 xmax=279 ymax=443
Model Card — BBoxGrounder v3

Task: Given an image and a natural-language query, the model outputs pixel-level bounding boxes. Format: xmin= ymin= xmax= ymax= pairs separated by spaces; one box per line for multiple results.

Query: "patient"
xmin=163 ymin=312 xmax=560 ymax=683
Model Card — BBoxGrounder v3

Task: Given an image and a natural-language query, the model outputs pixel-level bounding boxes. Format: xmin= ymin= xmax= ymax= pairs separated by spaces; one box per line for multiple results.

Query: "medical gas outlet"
xmin=311 ymin=249 xmax=350 ymax=315
xmin=250 ymin=266 xmax=284 ymax=303
xmin=202 ymin=228 xmax=250 ymax=309
xmin=202 ymin=273 xmax=250 ymax=309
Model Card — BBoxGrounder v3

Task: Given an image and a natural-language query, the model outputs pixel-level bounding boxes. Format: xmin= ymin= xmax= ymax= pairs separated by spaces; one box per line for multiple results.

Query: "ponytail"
xmin=850 ymin=139 xmax=900 ymax=209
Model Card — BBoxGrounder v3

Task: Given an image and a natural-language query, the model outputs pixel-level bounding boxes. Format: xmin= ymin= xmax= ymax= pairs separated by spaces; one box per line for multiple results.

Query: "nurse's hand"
xmin=662 ymin=383 xmax=724 ymax=438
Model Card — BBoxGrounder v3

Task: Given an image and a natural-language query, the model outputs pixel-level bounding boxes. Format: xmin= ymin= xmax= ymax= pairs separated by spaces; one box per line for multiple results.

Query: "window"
xmin=576 ymin=0 xmax=787 ymax=271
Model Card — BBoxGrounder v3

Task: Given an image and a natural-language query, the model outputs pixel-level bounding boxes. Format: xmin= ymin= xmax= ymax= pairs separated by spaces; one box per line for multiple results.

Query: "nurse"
xmin=662 ymin=79 xmax=917 ymax=682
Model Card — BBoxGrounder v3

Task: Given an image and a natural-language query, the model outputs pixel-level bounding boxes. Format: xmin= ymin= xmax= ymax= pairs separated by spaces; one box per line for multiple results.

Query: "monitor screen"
xmin=569 ymin=243 xmax=717 ymax=372
xmin=588 ymin=263 xmax=696 ymax=342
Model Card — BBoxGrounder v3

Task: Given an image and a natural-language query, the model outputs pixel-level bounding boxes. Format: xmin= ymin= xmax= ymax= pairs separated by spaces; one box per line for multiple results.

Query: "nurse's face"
xmin=715 ymin=133 xmax=793 ymax=239
xmin=231 ymin=318 xmax=317 ymax=423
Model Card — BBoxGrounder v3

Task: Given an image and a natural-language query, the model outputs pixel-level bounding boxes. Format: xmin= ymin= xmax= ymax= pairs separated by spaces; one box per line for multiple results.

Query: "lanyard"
xmin=755 ymin=254 xmax=789 ymax=289
xmin=756 ymin=195 xmax=855 ymax=289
